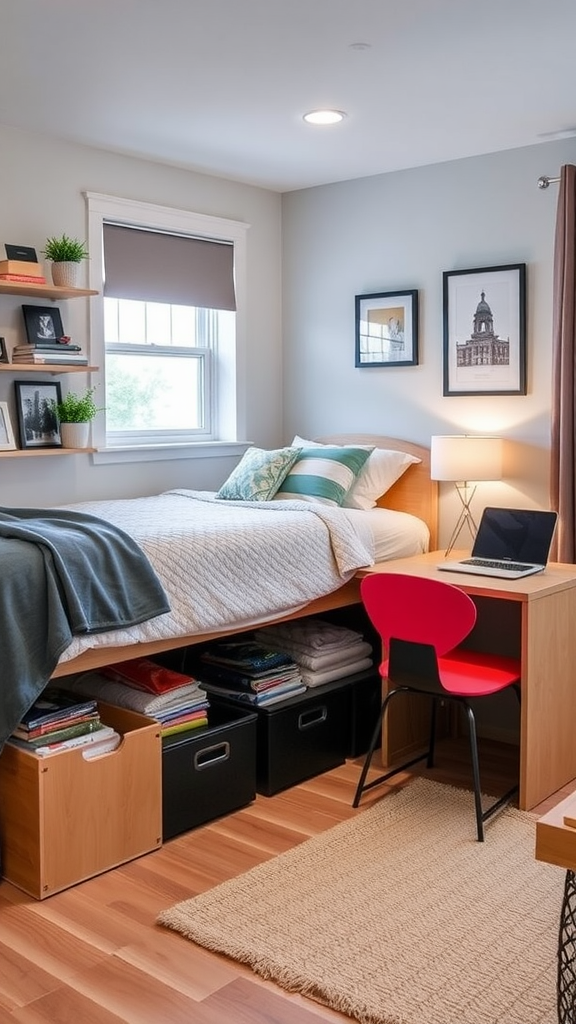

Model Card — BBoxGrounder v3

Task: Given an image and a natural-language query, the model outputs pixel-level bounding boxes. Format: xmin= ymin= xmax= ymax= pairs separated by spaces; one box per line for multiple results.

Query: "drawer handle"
xmin=298 ymin=706 xmax=327 ymax=731
xmin=194 ymin=741 xmax=230 ymax=770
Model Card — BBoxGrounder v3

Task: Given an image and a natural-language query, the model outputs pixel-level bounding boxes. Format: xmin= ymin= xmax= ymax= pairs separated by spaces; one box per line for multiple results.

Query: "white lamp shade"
xmin=430 ymin=435 xmax=503 ymax=482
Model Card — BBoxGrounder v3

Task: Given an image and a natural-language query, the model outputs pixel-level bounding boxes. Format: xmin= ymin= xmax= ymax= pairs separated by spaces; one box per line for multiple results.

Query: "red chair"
xmin=353 ymin=573 xmax=521 ymax=841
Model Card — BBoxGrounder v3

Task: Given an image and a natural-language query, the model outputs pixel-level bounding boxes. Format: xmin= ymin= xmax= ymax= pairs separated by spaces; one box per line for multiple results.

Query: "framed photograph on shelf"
xmin=14 ymin=380 xmax=62 ymax=449
xmin=0 ymin=402 xmax=17 ymax=451
xmin=21 ymin=304 xmax=65 ymax=346
xmin=355 ymin=290 xmax=418 ymax=368
xmin=443 ymin=263 xmax=526 ymax=396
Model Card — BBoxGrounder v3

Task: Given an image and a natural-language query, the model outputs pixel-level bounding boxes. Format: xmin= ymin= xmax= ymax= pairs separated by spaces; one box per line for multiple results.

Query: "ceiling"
xmin=1 ymin=0 xmax=575 ymax=193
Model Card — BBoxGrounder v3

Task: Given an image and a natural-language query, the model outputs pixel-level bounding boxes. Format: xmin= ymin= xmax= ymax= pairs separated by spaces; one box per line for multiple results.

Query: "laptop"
xmin=438 ymin=507 xmax=558 ymax=579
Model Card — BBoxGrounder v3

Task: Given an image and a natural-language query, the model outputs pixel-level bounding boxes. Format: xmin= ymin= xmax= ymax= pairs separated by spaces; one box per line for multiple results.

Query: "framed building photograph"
xmin=14 ymin=380 xmax=62 ymax=449
xmin=355 ymin=289 xmax=418 ymax=368
xmin=443 ymin=263 xmax=526 ymax=396
xmin=21 ymin=304 xmax=65 ymax=346
xmin=0 ymin=402 xmax=17 ymax=450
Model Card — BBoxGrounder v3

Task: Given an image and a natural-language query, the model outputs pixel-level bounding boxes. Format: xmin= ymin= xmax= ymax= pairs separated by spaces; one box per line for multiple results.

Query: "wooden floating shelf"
xmin=0 ymin=282 xmax=97 ymax=300
xmin=1 ymin=448 xmax=97 ymax=458
xmin=0 ymin=365 xmax=98 ymax=374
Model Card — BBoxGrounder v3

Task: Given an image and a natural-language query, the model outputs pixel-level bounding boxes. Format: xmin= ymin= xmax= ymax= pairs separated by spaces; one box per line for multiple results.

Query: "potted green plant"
xmin=52 ymin=386 xmax=100 ymax=448
xmin=42 ymin=234 xmax=89 ymax=288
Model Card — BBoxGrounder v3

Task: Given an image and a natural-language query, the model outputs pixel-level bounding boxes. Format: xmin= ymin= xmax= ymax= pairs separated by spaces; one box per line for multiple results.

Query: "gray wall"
xmin=2 ymin=123 xmax=575 ymax=544
xmin=0 ymin=125 xmax=283 ymax=507
xmin=282 ymin=138 xmax=576 ymax=543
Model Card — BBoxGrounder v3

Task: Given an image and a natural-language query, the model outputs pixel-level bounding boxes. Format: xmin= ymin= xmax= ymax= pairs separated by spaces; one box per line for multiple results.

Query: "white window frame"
xmin=85 ymin=191 xmax=249 ymax=463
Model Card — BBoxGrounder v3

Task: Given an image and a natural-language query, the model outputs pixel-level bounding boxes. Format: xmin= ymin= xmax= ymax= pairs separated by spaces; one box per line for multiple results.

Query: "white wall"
xmin=0 ymin=125 xmax=283 ymax=507
xmin=281 ymin=138 xmax=576 ymax=545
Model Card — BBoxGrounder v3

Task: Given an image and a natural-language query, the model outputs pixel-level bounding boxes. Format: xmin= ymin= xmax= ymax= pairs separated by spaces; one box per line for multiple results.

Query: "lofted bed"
xmin=51 ymin=435 xmax=437 ymax=679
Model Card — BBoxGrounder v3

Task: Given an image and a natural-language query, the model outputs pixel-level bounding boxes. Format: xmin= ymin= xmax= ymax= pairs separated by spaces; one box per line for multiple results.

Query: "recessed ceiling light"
xmin=303 ymin=109 xmax=346 ymax=126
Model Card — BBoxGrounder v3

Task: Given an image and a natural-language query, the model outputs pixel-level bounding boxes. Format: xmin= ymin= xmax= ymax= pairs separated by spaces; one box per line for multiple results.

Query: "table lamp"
xmin=430 ymin=435 xmax=503 ymax=556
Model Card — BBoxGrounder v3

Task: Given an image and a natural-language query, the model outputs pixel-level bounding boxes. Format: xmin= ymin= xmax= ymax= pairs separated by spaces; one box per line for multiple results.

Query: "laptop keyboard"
xmin=462 ymin=558 xmax=530 ymax=572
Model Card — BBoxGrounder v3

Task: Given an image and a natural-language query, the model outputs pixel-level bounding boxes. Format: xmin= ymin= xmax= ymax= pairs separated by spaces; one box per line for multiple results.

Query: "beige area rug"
xmin=158 ymin=778 xmax=563 ymax=1024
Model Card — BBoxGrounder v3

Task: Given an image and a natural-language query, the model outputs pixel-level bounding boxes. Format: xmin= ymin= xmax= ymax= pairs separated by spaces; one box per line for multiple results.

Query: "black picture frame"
xmin=355 ymin=290 xmax=418 ymax=367
xmin=21 ymin=304 xmax=65 ymax=347
xmin=14 ymin=380 xmax=62 ymax=449
xmin=5 ymin=244 xmax=38 ymax=262
xmin=0 ymin=337 xmax=8 ymax=363
xmin=442 ymin=263 xmax=526 ymax=396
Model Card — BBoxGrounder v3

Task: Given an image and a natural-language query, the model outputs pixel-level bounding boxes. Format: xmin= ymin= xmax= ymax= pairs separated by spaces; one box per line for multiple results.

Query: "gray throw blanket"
xmin=0 ymin=506 xmax=170 ymax=750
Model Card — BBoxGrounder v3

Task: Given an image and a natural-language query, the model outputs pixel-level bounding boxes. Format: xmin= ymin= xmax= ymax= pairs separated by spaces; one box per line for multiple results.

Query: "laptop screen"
xmin=472 ymin=507 xmax=558 ymax=564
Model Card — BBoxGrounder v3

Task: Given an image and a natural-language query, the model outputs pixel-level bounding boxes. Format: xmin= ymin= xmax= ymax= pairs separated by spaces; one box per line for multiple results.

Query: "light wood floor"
xmin=0 ymin=740 xmax=573 ymax=1024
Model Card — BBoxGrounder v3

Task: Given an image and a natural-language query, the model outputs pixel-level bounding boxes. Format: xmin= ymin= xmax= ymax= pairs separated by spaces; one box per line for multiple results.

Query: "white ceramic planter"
xmin=51 ymin=262 xmax=79 ymax=288
xmin=60 ymin=422 xmax=90 ymax=449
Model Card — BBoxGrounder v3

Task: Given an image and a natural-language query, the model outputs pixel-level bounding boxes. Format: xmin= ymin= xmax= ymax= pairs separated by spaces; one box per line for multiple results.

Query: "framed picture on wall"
xmin=443 ymin=263 xmax=526 ymax=396
xmin=355 ymin=290 xmax=419 ymax=368
xmin=21 ymin=304 xmax=65 ymax=346
xmin=14 ymin=380 xmax=62 ymax=449
xmin=0 ymin=402 xmax=17 ymax=450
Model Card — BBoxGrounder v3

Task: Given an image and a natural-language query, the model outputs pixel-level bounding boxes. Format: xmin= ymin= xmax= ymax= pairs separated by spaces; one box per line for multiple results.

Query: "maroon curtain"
xmin=550 ymin=164 xmax=576 ymax=562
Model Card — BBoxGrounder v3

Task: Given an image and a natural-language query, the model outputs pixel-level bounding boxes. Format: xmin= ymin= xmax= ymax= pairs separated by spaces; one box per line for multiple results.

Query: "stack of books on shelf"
xmin=195 ymin=639 xmax=306 ymax=707
xmin=0 ymin=259 xmax=46 ymax=285
xmin=11 ymin=341 xmax=88 ymax=365
xmin=8 ymin=688 xmax=121 ymax=758
xmin=62 ymin=658 xmax=210 ymax=738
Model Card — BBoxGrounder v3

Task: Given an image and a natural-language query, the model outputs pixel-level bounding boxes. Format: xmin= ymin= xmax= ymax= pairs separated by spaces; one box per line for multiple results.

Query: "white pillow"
xmin=292 ymin=436 xmax=421 ymax=511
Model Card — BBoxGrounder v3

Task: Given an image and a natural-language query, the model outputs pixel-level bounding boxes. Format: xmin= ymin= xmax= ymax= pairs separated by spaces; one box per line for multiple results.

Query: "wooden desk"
xmin=359 ymin=551 xmax=576 ymax=812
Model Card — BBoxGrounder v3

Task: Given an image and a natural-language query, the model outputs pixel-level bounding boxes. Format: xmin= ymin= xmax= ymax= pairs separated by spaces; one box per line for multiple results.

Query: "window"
xmin=85 ymin=193 xmax=249 ymax=455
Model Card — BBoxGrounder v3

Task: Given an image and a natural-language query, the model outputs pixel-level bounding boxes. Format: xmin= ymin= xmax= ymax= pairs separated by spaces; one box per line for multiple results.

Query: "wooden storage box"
xmin=0 ymin=703 xmax=162 ymax=899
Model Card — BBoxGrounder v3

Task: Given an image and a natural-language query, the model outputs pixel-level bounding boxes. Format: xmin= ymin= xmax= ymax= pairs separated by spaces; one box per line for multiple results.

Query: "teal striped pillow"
xmin=275 ymin=446 xmax=373 ymax=507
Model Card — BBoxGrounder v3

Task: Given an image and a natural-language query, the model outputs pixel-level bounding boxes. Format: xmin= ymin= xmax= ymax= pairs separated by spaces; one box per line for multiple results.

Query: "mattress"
xmin=58 ymin=490 xmax=429 ymax=665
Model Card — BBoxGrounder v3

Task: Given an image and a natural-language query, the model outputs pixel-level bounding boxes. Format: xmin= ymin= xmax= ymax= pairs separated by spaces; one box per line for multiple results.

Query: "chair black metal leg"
xmin=427 ymin=698 xmax=438 ymax=768
xmin=352 ymin=686 xmax=428 ymax=807
xmin=352 ymin=699 xmax=386 ymax=808
xmin=463 ymin=703 xmax=485 ymax=842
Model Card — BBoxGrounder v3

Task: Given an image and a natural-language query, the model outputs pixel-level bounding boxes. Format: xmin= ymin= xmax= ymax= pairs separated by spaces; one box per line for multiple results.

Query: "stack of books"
xmin=11 ymin=341 xmax=88 ymax=365
xmin=63 ymin=658 xmax=211 ymax=738
xmin=8 ymin=688 xmax=120 ymax=757
xmin=0 ymin=259 xmax=46 ymax=284
xmin=195 ymin=639 xmax=306 ymax=707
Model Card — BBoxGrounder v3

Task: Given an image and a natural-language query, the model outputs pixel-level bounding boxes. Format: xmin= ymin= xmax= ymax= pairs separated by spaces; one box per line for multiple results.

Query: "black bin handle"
xmin=194 ymin=740 xmax=230 ymax=770
xmin=298 ymin=705 xmax=328 ymax=731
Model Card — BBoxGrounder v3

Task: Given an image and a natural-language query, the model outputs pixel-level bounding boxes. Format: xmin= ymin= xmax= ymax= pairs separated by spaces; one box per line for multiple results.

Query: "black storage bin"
xmin=211 ymin=679 xmax=347 ymax=796
xmin=162 ymin=703 xmax=257 ymax=840
xmin=346 ymin=669 xmax=382 ymax=758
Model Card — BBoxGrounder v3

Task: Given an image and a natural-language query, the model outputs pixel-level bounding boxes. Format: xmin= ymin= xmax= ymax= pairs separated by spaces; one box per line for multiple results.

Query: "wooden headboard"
xmin=317 ymin=434 xmax=438 ymax=551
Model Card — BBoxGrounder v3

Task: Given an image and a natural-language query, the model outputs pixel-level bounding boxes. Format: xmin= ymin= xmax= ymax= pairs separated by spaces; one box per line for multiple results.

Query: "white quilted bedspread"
xmin=59 ymin=490 xmax=375 ymax=664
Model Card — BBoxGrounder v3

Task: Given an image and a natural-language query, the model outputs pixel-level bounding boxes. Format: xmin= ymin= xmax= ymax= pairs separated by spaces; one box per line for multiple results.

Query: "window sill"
xmin=91 ymin=441 xmax=250 ymax=465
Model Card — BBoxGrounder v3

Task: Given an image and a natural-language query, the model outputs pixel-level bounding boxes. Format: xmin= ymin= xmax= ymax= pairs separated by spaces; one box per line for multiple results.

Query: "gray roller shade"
xmin=103 ymin=223 xmax=236 ymax=310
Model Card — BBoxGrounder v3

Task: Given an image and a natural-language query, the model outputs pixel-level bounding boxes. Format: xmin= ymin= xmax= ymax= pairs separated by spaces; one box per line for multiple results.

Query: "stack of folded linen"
xmin=63 ymin=658 xmax=210 ymax=737
xmin=254 ymin=619 xmax=374 ymax=687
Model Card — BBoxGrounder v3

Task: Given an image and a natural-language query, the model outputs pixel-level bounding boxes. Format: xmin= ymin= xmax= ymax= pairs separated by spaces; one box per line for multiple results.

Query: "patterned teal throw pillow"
xmin=275 ymin=446 xmax=374 ymax=507
xmin=217 ymin=447 xmax=302 ymax=501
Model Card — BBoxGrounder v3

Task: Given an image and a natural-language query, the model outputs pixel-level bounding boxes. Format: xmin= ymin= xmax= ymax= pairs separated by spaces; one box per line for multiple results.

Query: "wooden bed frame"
xmin=52 ymin=435 xmax=437 ymax=679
